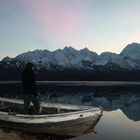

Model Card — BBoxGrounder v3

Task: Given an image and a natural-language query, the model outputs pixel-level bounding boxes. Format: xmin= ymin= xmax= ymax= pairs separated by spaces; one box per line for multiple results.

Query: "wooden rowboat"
xmin=0 ymin=97 xmax=103 ymax=138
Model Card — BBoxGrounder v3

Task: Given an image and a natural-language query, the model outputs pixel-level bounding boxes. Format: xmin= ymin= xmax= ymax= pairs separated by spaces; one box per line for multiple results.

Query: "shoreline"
xmin=0 ymin=81 xmax=140 ymax=87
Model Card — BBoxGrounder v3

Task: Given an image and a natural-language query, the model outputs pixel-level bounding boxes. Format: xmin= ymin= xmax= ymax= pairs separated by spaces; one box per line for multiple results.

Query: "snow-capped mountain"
xmin=1 ymin=43 xmax=140 ymax=80
xmin=120 ymin=43 xmax=140 ymax=69
xmin=94 ymin=52 xmax=130 ymax=69
xmin=2 ymin=43 xmax=140 ymax=70
xmin=1 ymin=46 xmax=100 ymax=70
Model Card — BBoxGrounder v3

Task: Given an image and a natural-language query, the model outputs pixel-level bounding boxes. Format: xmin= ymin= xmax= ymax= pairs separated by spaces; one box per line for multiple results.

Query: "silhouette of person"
xmin=22 ymin=62 xmax=40 ymax=114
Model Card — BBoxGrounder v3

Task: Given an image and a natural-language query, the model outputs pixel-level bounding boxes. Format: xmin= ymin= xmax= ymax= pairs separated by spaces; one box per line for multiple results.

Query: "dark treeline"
xmin=0 ymin=67 xmax=140 ymax=81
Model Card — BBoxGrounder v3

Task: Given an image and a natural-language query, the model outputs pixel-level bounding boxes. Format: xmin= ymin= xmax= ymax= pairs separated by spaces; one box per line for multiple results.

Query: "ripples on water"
xmin=0 ymin=83 xmax=140 ymax=140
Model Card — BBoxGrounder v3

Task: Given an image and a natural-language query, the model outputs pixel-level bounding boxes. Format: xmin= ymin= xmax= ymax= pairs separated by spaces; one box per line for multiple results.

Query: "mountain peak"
xmin=127 ymin=42 xmax=140 ymax=47
xmin=121 ymin=42 xmax=140 ymax=56
xmin=1 ymin=43 xmax=140 ymax=71
xmin=121 ymin=42 xmax=140 ymax=53
xmin=63 ymin=46 xmax=78 ymax=54
xmin=80 ymin=47 xmax=90 ymax=52
xmin=2 ymin=56 xmax=12 ymax=62
xmin=63 ymin=46 xmax=77 ymax=50
xmin=100 ymin=52 xmax=117 ymax=56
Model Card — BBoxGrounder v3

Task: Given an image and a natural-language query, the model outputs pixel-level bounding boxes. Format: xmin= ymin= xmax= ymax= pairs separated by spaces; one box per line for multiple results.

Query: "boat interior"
xmin=0 ymin=100 xmax=79 ymax=115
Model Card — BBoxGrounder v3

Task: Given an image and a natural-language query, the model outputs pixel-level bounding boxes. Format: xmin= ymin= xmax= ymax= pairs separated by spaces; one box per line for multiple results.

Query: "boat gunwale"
xmin=0 ymin=97 xmax=94 ymax=110
xmin=0 ymin=107 xmax=102 ymax=118
xmin=0 ymin=97 xmax=103 ymax=118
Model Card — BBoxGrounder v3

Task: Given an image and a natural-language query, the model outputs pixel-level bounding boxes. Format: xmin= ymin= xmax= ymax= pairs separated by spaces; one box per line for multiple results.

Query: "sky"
xmin=0 ymin=0 xmax=140 ymax=60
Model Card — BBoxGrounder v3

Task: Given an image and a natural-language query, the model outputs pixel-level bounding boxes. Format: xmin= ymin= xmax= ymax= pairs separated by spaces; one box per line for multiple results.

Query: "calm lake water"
xmin=0 ymin=83 xmax=140 ymax=140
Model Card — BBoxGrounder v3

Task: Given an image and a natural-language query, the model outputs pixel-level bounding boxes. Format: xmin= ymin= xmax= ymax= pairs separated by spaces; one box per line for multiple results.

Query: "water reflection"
xmin=0 ymin=128 xmax=71 ymax=140
xmin=0 ymin=84 xmax=105 ymax=140
xmin=38 ymin=86 xmax=140 ymax=122
xmin=72 ymin=110 xmax=140 ymax=140
xmin=0 ymin=84 xmax=140 ymax=122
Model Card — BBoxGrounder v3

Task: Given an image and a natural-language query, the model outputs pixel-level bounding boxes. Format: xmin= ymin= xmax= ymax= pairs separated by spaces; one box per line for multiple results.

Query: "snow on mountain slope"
xmin=79 ymin=48 xmax=99 ymax=62
xmin=47 ymin=49 xmax=70 ymax=68
xmin=121 ymin=43 xmax=140 ymax=60
xmin=12 ymin=47 xmax=99 ymax=69
xmin=120 ymin=43 xmax=140 ymax=69
xmin=1 ymin=56 xmax=13 ymax=63
xmin=61 ymin=47 xmax=99 ymax=69
xmin=61 ymin=46 xmax=83 ymax=68
xmin=95 ymin=52 xmax=130 ymax=69
xmin=1 ymin=43 xmax=140 ymax=70
xmin=15 ymin=49 xmax=51 ymax=63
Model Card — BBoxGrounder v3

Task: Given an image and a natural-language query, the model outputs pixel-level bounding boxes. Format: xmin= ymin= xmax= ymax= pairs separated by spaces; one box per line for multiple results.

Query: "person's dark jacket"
xmin=22 ymin=68 xmax=37 ymax=96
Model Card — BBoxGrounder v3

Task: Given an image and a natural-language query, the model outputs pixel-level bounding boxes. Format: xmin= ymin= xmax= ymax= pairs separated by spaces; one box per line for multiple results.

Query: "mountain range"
xmin=0 ymin=42 xmax=140 ymax=80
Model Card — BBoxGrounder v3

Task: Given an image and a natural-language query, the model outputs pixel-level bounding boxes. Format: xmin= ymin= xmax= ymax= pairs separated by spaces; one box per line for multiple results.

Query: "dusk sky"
xmin=0 ymin=0 xmax=140 ymax=60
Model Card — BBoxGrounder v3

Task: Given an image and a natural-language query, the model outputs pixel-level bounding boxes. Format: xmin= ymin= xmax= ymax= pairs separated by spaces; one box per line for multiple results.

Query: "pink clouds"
xmin=18 ymin=0 xmax=98 ymax=51
xmin=22 ymin=0 xmax=87 ymax=45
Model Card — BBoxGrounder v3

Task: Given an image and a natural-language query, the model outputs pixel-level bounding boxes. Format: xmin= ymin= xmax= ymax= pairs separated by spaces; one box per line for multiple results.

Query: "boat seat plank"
xmin=0 ymin=106 xmax=10 ymax=111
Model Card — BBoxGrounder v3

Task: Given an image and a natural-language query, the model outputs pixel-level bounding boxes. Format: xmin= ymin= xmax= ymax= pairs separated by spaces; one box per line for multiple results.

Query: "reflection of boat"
xmin=0 ymin=97 xmax=103 ymax=138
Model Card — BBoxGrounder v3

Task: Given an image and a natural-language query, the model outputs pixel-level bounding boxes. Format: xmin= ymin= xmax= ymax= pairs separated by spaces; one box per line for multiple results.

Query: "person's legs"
xmin=31 ymin=95 xmax=40 ymax=114
xmin=23 ymin=95 xmax=31 ymax=114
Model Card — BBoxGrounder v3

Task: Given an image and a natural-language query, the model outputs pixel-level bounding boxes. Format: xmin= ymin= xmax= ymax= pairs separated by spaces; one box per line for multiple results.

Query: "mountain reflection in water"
xmin=0 ymin=84 xmax=140 ymax=122
xmin=0 ymin=83 xmax=140 ymax=140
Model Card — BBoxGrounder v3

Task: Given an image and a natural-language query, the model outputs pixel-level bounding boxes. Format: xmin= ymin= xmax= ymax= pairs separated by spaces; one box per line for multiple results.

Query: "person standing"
xmin=22 ymin=62 xmax=40 ymax=114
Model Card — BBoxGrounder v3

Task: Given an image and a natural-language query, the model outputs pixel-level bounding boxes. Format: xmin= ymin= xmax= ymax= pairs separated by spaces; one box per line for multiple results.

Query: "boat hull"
xmin=0 ymin=115 xmax=101 ymax=137
xmin=0 ymin=97 xmax=103 ymax=137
